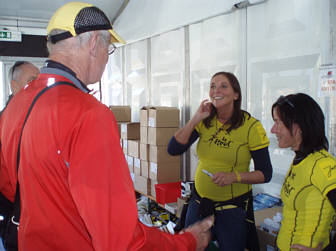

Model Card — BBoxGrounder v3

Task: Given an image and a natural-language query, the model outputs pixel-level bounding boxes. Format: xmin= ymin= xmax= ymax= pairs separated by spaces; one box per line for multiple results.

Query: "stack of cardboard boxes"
xmin=109 ymin=105 xmax=182 ymax=204
xmin=109 ymin=105 xmax=132 ymax=137
xmin=122 ymin=122 xmax=140 ymax=175
xmin=109 ymin=105 xmax=139 ymax=178
xmin=139 ymin=106 xmax=181 ymax=200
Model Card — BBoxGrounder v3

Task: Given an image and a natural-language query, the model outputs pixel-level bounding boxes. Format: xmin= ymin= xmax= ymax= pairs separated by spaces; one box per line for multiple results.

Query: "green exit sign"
xmin=0 ymin=31 xmax=11 ymax=39
xmin=0 ymin=30 xmax=21 ymax=42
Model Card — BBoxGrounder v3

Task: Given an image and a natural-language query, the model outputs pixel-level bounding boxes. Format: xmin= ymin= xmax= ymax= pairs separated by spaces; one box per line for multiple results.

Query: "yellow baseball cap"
xmin=47 ymin=2 xmax=125 ymax=44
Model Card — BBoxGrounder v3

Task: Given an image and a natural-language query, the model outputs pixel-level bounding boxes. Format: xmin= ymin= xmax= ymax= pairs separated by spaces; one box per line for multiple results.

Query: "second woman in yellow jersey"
xmin=271 ymin=93 xmax=336 ymax=251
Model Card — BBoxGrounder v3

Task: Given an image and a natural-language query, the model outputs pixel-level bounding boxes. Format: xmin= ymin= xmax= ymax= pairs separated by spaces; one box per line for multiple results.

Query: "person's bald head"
xmin=8 ymin=61 xmax=39 ymax=95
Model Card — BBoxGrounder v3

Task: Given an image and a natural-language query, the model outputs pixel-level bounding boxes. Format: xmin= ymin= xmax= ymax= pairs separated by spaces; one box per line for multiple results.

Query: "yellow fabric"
xmin=235 ymin=170 xmax=241 ymax=182
xmin=47 ymin=2 xmax=91 ymax=37
xmin=194 ymin=113 xmax=269 ymax=201
xmin=47 ymin=2 xmax=125 ymax=44
xmin=277 ymin=150 xmax=336 ymax=251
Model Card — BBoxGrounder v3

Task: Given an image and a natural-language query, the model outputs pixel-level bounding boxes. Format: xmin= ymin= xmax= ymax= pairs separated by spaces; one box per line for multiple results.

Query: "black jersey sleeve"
xmin=167 ymin=129 xmax=199 ymax=156
xmin=250 ymin=147 xmax=273 ymax=183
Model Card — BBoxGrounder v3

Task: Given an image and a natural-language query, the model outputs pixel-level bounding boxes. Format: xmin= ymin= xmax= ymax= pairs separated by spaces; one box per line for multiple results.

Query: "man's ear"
xmin=89 ymin=31 xmax=100 ymax=57
xmin=10 ymin=80 xmax=18 ymax=94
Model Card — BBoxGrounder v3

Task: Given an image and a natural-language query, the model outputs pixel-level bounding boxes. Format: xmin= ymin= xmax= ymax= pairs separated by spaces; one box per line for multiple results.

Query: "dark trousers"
xmin=185 ymin=198 xmax=247 ymax=251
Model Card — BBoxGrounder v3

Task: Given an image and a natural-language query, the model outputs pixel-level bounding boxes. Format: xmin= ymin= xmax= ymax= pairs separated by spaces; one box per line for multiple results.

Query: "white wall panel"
xmin=247 ymin=0 xmax=331 ymax=197
xmin=125 ymin=40 xmax=148 ymax=122
xmin=101 ymin=49 xmax=123 ymax=106
xmin=150 ymin=28 xmax=184 ymax=109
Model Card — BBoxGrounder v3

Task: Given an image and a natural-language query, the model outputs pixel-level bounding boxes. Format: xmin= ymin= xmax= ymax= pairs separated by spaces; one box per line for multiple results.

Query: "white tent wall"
xmin=114 ymin=0 xmax=265 ymax=43
xmin=103 ymin=0 xmax=336 ymax=197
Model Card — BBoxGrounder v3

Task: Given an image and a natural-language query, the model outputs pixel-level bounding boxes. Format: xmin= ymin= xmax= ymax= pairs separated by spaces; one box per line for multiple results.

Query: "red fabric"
xmin=0 ymin=73 xmax=196 ymax=251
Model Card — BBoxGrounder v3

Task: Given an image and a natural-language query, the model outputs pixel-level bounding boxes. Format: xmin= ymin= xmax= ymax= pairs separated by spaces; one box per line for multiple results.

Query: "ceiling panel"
xmin=0 ymin=0 xmax=125 ymax=34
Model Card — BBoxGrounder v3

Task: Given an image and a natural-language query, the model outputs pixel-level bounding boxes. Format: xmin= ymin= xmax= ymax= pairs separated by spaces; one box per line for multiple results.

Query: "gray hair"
xmin=8 ymin=61 xmax=30 ymax=83
xmin=47 ymin=29 xmax=110 ymax=55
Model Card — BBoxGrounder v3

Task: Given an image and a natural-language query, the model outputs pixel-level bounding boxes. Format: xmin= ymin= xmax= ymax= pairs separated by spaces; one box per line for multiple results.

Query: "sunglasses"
xmin=108 ymin=44 xmax=117 ymax=55
xmin=276 ymin=95 xmax=295 ymax=108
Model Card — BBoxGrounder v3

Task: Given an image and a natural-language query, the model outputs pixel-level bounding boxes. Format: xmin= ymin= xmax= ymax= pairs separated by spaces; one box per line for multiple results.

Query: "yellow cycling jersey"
xmin=277 ymin=150 xmax=336 ymax=251
xmin=194 ymin=112 xmax=269 ymax=201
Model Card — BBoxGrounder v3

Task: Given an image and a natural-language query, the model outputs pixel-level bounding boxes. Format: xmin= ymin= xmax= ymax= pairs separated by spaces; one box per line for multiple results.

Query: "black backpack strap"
xmin=12 ymin=81 xmax=77 ymax=225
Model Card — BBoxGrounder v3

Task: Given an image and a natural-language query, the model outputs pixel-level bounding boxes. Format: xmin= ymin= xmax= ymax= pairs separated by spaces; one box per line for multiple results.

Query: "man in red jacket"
xmin=0 ymin=2 xmax=213 ymax=251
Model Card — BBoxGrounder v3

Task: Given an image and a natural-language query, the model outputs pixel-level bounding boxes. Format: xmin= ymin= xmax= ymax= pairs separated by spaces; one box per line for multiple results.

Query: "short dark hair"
xmin=203 ymin=71 xmax=246 ymax=132
xmin=8 ymin=61 xmax=29 ymax=82
xmin=271 ymin=93 xmax=328 ymax=155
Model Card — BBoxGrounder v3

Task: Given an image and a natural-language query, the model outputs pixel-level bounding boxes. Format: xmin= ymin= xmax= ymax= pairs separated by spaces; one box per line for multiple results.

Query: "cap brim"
xmin=109 ymin=29 xmax=125 ymax=44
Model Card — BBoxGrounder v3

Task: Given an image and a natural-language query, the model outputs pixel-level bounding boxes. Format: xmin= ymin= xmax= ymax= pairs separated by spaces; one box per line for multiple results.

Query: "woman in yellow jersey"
xmin=271 ymin=94 xmax=336 ymax=251
xmin=168 ymin=72 xmax=273 ymax=251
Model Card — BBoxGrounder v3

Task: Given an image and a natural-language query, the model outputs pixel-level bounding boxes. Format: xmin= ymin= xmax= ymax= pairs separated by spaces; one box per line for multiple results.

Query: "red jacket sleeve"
xmin=128 ymin=221 xmax=196 ymax=250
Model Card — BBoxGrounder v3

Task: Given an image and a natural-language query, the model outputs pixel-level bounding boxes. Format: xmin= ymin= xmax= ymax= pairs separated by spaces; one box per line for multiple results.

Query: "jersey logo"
xmin=208 ymin=136 xmax=233 ymax=148
xmin=321 ymin=163 xmax=336 ymax=180
xmin=283 ymin=181 xmax=295 ymax=197
xmin=283 ymin=168 xmax=296 ymax=197
xmin=208 ymin=126 xmax=233 ymax=148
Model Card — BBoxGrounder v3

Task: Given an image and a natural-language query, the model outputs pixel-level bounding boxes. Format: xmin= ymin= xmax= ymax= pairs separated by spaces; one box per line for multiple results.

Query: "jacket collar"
xmin=40 ymin=60 xmax=90 ymax=93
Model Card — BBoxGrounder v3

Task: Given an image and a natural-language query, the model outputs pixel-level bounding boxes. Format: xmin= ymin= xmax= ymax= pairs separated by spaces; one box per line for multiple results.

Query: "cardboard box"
xmin=148 ymin=127 xmax=178 ymax=146
xmin=141 ymin=160 xmax=149 ymax=178
xmin=134 ymin=175 xmax=150 ymax=195
xmin=117 ymin=123 xmax=121 ymax=137
xmin=140 ymin=126 xmax=147 ymax=143
xmin=140 ymin=106 xmax=151 ymax=127
xmin=148 ymin=107 xmax=179 ymax=128
xmin=165 ymin=202 xmax=177 ymax=214
xmin=149 ymin=162 xmax=181 ymax=183
xmin=150 ymin=179 xmax=158 ymax=197
xmin=256 ymin=228 xmax=277 ymax=251
xmin=126 ymin=155 xmax=134 ymax=173
xmin=134 ymin=158 xmax=141 ymax=176
xmin=121 ymin=122 xmax=140 ymax=140
xmin=140 ymin=143 xmax=150 ymax=160
xmin=254 ymin=207 xmax=282 ymax=227
xmin=128 ymin=140 xmax=140 ymax=158
xmin=109 ymin=106 xmax=131 ymax=122
xmin=254 ymin=207 xmax=282 ymax=251
xmin=176 ymin=197 xmax=188 ymax=218
xmin=149 ymin=145 xmax=180 ymax=163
